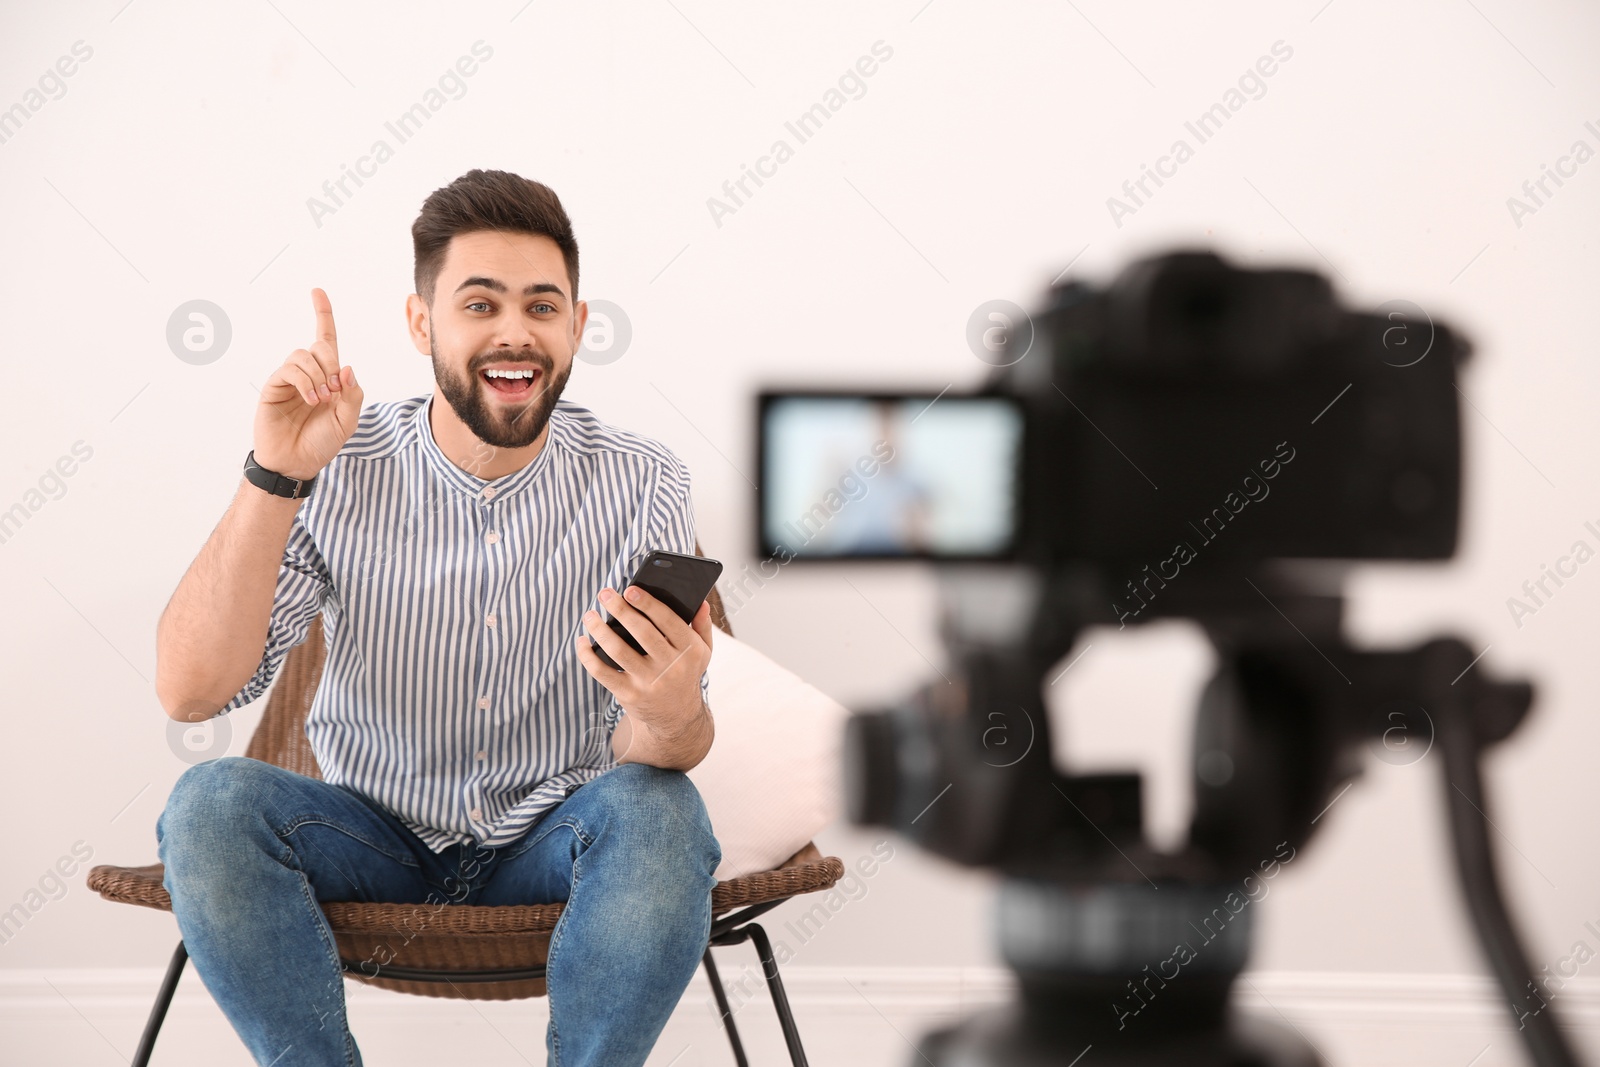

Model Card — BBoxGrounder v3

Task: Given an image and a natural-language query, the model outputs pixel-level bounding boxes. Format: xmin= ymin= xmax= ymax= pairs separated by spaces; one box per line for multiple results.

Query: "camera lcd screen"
xmin=757 ymin=392 xmax=1023 ymax=560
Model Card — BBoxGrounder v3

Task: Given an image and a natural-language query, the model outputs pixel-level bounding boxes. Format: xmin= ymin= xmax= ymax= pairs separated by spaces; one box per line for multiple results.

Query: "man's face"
xmin=419 ymin=230 xmax=585 ymax=449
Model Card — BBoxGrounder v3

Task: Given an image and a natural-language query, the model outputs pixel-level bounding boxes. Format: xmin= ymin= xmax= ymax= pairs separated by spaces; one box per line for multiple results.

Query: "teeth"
xmin=484 ymin=368 xmax=536 ymax=379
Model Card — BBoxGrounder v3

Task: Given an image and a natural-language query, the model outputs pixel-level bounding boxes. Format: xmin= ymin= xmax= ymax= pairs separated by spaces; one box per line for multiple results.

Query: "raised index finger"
xmin=311 ymin=287 xmax=338 ymax=355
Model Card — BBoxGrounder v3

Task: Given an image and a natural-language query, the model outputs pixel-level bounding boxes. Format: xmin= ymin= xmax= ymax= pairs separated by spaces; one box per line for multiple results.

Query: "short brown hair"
xmin=411 ymin=169 xmax=580 ymax=306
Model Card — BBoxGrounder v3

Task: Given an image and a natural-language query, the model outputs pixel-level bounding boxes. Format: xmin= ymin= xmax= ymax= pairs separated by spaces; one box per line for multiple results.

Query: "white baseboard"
xmin=3 ymin=967 xmax=1597 ymax=1066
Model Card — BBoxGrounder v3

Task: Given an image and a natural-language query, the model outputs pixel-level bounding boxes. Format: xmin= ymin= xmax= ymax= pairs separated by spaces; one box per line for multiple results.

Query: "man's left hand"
xmin=575 ymin=584 xmax=713 ymax=742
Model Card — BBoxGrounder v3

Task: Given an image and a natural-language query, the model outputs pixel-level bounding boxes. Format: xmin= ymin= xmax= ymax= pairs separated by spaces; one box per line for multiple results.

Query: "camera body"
xmin=763 ymin=249 xmax=1479 ymax=878
xmin=1003 ymin=250 xmax=1465 ymax=569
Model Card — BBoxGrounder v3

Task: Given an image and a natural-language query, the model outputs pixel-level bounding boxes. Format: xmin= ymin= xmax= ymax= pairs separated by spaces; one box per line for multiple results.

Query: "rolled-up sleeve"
xmin=215 ymin=510 xmax=332 ymax=716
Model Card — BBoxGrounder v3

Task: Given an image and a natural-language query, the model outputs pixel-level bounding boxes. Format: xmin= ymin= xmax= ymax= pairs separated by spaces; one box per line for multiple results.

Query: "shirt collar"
xmin=413 ymin=392 xmax=560 ymax=502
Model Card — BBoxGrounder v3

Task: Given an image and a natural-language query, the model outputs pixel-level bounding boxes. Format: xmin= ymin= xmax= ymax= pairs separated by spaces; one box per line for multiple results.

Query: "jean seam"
xmin=291 ymin=850 xmax=360 ymax=1067
xmin=543 ymin=820 xmax=590 ymax=1067
xmin=498 ymin=813 xmax=590 ymax=865
xmin=279 ymin=816 xmax=424 ymax=869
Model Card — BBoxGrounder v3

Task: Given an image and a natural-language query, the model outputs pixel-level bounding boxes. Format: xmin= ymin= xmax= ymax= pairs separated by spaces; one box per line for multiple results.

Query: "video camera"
xmin=755 ymin=251 xmax=1579 ymax=1066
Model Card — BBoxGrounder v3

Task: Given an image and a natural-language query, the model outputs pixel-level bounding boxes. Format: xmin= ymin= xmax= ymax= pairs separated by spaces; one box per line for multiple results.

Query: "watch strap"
xmin=244 ymin=450 xmax=317 ymax=499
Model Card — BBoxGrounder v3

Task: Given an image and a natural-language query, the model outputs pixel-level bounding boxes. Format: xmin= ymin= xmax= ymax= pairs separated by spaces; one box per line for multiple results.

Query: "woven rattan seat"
xmin=91 ymin=540 xmax=843 ymax=1064
xmin=88 ymin=840 xmax=840 ymax=1001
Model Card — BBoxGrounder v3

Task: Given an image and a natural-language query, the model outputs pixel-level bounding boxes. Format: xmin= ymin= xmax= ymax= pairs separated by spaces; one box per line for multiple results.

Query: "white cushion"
xmin=686 ymin=629 xmax=851 ymax=881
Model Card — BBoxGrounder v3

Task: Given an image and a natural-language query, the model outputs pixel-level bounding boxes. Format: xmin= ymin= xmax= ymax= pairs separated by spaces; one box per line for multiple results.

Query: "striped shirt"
xmin=219 ymin=392 xmax=709 ymax=854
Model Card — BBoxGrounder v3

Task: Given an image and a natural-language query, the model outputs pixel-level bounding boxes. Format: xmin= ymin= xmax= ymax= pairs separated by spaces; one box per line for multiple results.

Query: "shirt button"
xmin=482 ymin=487 xmax=497 ymax=501
xmin=477 ymin=696 xmax=490 ymax=709
xmin=485 ymin=613 xmax=497 ymax=628
xmin=470 ymin=807 xmax=483 ymax=821
xmin=485 ymin=530 xmax=500 ymax=545
xmin=475 ymin=750 xmax=487 ymax=761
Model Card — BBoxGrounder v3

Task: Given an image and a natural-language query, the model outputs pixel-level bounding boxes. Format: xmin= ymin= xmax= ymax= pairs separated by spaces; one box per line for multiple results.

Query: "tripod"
xmin=847 ymin=566 xmax=1580 ymax=1066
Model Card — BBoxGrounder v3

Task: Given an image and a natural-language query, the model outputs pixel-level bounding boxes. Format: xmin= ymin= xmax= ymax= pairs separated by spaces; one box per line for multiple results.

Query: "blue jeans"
xmin=155 ymin=755 xmax=721 ymax=1067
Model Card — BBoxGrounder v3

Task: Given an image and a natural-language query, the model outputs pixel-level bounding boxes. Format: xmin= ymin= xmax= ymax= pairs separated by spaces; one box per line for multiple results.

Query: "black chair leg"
xmin=132 ymin=940 xmax=188 ymax=1067
xmin=701 ymin=947 xmax=750 ymax=1067
xmin=746 ymin=924 xmax=808 ymax=1067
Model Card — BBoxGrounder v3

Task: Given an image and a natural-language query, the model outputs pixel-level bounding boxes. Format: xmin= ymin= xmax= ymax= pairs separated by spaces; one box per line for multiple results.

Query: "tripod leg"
xmin=701 ymin=947 xmax=750 ymax=1067
xmin=746 ymin=924 xmax=809 ymax=1067
xmin=132 ymin=940 xmax=188 ymax=1067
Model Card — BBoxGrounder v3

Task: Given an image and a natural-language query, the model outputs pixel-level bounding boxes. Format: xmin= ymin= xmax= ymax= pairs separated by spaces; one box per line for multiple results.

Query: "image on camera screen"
xmin=760 ymin=394 xmax=1022 ymax=560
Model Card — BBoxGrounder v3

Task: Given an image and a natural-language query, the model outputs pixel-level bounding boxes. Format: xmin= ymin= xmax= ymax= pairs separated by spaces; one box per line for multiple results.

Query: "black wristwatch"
xmin=244 ymin=450 xmax=317 ymax=499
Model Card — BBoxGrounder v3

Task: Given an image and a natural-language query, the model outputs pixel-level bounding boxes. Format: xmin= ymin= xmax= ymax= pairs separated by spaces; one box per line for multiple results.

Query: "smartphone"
xmin=590 ymin=550 xmax=725 ymax=671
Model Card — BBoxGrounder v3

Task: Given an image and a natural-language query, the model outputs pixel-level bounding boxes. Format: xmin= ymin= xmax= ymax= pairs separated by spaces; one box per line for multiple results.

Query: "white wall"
xmin=2 ymin=0 xmax=1597 ymax=1042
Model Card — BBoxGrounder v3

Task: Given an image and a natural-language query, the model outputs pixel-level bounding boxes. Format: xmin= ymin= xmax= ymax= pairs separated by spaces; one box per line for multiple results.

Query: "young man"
xmin=153 ymin=169 xmax=721 ymax=1067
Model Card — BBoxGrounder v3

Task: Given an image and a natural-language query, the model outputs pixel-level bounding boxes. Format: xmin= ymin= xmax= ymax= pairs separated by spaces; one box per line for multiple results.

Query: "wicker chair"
xmin=89 ymin=546 xmax=844 ymax=1066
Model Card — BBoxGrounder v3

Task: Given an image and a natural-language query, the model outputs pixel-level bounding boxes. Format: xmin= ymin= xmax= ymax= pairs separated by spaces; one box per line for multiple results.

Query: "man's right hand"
xmin=253 ymin=288 xmax=365 ymax=482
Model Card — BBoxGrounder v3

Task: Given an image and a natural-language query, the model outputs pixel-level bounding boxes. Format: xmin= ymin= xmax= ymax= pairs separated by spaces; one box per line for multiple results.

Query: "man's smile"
xmin=478 ymin=361 xmax=544 ymax=399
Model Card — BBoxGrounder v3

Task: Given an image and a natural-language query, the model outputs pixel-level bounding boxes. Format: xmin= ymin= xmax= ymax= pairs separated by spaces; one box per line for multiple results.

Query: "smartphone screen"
xmin=592 ymin=550 xmax=724 ymax=671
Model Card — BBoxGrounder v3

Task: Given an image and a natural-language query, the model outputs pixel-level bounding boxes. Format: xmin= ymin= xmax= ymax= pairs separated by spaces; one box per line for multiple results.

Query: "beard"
xmin=432 ymin=337 xmax=572 ymax=450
